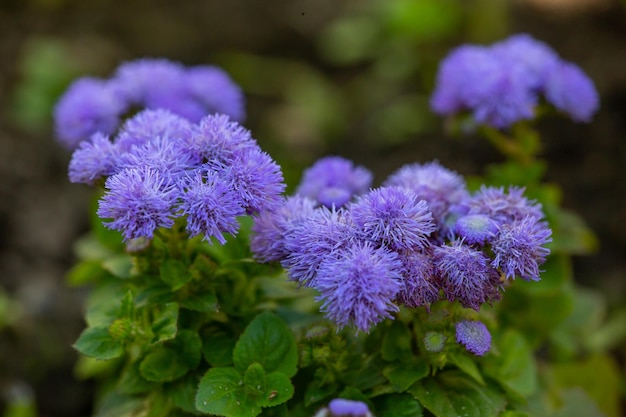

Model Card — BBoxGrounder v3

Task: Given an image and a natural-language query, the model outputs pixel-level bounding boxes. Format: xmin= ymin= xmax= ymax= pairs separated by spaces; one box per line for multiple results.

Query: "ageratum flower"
xmin=115 ymin=109 xmax=195 ymax=152
xmin=186 ymin=66 xmax=246 ymax=123
xmin=545 ymin=61 xmax=599 ymax=122
xmin=296 ymin=156 xmax=373 ymax=208
xmin=178 ymin=171 xmax=244 ymax=244
xmin=433 ymin=241 xmax=501 ymax=310
xmin=397 ymin=251 xmax=440 ymax=309
xmin=54 ymin=78 xmax=125 ymax=150
xmin=351 ymin=186 xmax=436 ymax=251
xmin=186 ymin=114 xmax=257 ymax=164
xmin=455 ymin=320 xmax=491 ymax=356
xmin=97 ymin=167 xmax=178 ymax=241
xmin=250 ymin=196 xmax=317 ymax=262
xmin=468 ymin=185 xmax=544 ymax=224
xmin=282 ymin=206 xmax=355 ymax=287
xmin=492 ymin=215 xmax=552 ymax=281
xmin=327 ymin=398 xmax=372 ymax=417
xmin=68 ymin=133 xmax=120 ymax=185
xmin=454 ymin=214 xmax=499 ymax=245
xmin=314 ymin=242 xmax=403 ymax=332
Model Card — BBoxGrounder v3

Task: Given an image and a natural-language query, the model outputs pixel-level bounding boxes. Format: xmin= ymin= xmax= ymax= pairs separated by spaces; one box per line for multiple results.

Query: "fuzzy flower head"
xmin=54 ymin=78 xmax=125 ymax=149
xmin=112 ymin=59 xmax=187 ymax=107
xmin=491 ymin=215 xmax=552 ymax=281
xmin=68 ymin=133 xmax=120 ymax=185
xmin=455 ymin=320 xmax=491 ymax=356
xmin=351 ymin=187 xmax=436 ymax=251
xmin=468 ymin=186 xmax=544 ymax=224
xmin=454 ymin=214 xmax=499 ymax=245
xmin=296 ymin=156 xmax=373 ymax=208
xmin=433 ymin=241 xmax=501 ymax=310
xmin=186 ymin=114 xmax=257 ymax=164
xmin=250 ymin=196 xmax=317 ymax=263
xmin=186 ymin=66 xmax=246 ymax=122
xmin=545 ymin=61 xmax=599 ymax=122
xmin=327 ymin=399 xmax=373 ymax=417
xmin=397 ymin=251 xmax=440 ymax=309
xmin=97 ymin=167 xmax=179 ymax=241
xmin=114 ymin=109 xmax=195 ymax=152
xmin=314 ymin=242 xmax=403 ymax=332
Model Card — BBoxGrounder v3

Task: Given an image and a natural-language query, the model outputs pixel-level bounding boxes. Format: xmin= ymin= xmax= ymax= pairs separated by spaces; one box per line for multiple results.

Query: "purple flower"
xmin=351 ymin=187 xmax=436 ymax=251
xmin=115 ymin=109 xmax=195 ymax=153
xmin=296 ymin=156 xmax=373 ymax=208
xmin=54 ymin=78 xmax=125 ymax=149
xmin=454 ymin=214 xmax=499 ymax=245
xmin=433 ymin=241 xmax=501 ymax=310
xmin=185 ymin=114 xmax=257 ymax=164
xmin=97 ymin=167 xmax=179 ymax=241
xmin=455 ymin=320 xmax=491 ymax=356
xmin=186 ymin=66 xmax=246 ymax=122
xmin=545 ymin=61 xmax=599 ymax=122
xmin=491 ymin=215 xmax=552 ymax=281
xmin=314 ymin=242 xmax=403 ymax=332
xmin=383 ymin=161 xmax=469 ymax=228
xmin=282 ymin=207 xmax=355 ymax=287
xmin=68 ymin=133 xmax=120 ymax=184
xmin=397 ymin=251 xmax=440 ymax=309
xmin=178 ymin=171 xmax=244 ymax=244
xmin=250 ymin=196 xmax=317 ymax=262
xmin=327 ymin=398 xmax=372 ymax=417
xmin=214 ymin=148 xmax=285 ymax=214
xmin=468 ymin=186 xmax=544 ymax=224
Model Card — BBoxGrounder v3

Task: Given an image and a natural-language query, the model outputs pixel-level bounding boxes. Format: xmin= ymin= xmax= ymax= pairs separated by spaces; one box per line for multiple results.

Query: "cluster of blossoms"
xmin=251 ymin=157 xmax=551 ymax=352
xmin=313 ymin=399 xmax=373 ymax=417
xmin=431 ymin=33 xmax=599 ymax=128
xmin=54 ymin=58 xmax=245 ymax=149
xmin=69 ymin=109 xmax=284 ymax=243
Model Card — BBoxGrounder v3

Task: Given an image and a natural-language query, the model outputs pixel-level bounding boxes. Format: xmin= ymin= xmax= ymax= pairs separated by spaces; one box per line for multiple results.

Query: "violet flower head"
xmin=455 ymin=320 xmax=491 ymax=356
xmin=178 ymin=171 xmax=244 ymax=244
xmin=397 ymin=251 xmax=440 ymax=309
xmin=296 ymin=156 xmax=373 ymax=208
xmin=250 ymin=196 xmax=317 ymax=263
xmin=282 ymin=206 xmax=354 ymax=287
xmin=454 ymin=214 xmax=499 ymax=245
xmin=468 ymin=185 xmax=544 ymax=224
xmin=115 ymin=109 xmax=195 ymax=152
xmin=97 ymin=167 xmax=179 ymax=241
xmin=491 ymin=215 xmax=552 ymax=281
xmin=384 ymin=161 xmax=469 ymax=226
xmin=215 ymin=148 xmax=285 ymax=215
xmin=54 ymin=78 xmax=125 ymax=150
xmin=545 ymin=61 xmax=599 ymax=123
xmin=433 ymin=241 xmax=501 ymax=310
xmin=186 ymin=66 xmax=246 ymax=122
xmin=327 ymin=398 xmax=372 ymax=417
xmin=187 ymin=114 xmax=257 ymax=164
xmin=68 ymin=133 xmax=120 ymax=185
xmin=315 ymin=242 xmax=403 ymax=332
xmin=351 ymin=186 xmax=436 ymax=251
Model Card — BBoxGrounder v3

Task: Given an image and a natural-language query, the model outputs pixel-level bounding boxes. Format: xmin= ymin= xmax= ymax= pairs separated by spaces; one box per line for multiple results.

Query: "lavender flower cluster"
xmin=431 ymin=34 xmax=598 ymax=128
xmin=69 ymin=109 xmax=284 ymax=243
xmin=251 ymin=157 xmax=552 ymax=334
xmin=54 ymin=58 xmax=245 ymax=150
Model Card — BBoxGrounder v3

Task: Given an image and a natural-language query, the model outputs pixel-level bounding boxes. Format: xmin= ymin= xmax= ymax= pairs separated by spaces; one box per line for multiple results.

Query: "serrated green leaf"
xmin=152 ymin=302 xmax=179 ymax=344
xmin=74 ymin=325 xmax=124 ymax=360
xmin=202 ymin=330 xmax=237 ymax=367
xmin=447 ymin=352 xmax=485 ymax=385
xmin=256 ymin=372 xmax=294 ymax=408
xmin=233 ymin=311 xmax=297 ymax=377
xmin=383 ymin=360 xmax=429 ymax=392
xmin=381 ymin=321 xmax=413 ymax=361
xmin=160 ymin=259 xmax=191 ymax=291
xmin=244 ymin=363 xmax=266 ymax=396
xmin=409 ymin=371 xmax=506 ymax=417
xmin=139 ymin=347 xmax=188 ymax=382
xmin=196 ymin=367 xmax=259 ymax=417
xmin=375 ymin=393 xmax=423 ymax=417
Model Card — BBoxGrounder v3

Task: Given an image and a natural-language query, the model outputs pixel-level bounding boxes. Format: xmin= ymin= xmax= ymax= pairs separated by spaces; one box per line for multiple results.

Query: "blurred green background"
xmin=0 ymin=0 xmax=624 ymax=415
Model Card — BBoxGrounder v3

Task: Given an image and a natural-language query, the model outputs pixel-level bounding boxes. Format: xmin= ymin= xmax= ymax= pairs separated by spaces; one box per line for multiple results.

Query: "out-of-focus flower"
xmin=545 ymin=61 xmax=599 ymax=122
xmin=455 ymin=320 xmax=491 ymax=356
xmin=186 ymin=66 xmax=246 ymax=122
xmin=68 ymin=133 xmax=120 ymax=185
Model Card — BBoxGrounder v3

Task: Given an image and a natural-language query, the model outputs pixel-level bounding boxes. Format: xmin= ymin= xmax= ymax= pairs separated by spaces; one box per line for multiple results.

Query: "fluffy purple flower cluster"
xmin=54 ymin=58 xmax=245 ymax=149
xmin=431 ymin=34 xmax=598 ymax=128
xmin=313 ymin=399 xmax=373 ymax=417
xmin=251 ymin=158 xmax=551 ymax=332
xmin=69 ymin=109 xmax=284 ymax=243
xmin=455 ymin=320 xmax=491 ymax=356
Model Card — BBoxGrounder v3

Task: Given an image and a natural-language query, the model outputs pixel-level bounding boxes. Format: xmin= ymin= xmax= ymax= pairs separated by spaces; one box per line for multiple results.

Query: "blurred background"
xmin=0 ymin=0 xmax=624 ymax=415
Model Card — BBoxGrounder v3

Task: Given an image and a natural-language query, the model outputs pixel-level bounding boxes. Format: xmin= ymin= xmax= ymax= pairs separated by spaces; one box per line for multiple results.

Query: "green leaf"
xmin=117 ymin=360 xmax=154 ymax=394
xmin=74 ymin=325 xmax=124 ymax=360
xmin=152 ymin=302 xmax=179 ymax=344
xmin=381 ymin=321 xmax=413 ymax=361
xmin=233 ymin=311 xmax=298 ymax=377
xmin=305 ymin=379 xmax=338 ymax=407
xmin=409 ymin=371 xmax=506 ymax=417
xmin=447 ymin=352 xmax=485 ymax=385
xmin=483 ymin=329 xmax=537 ymax=399
xmin=552 ymin=388 xmax=608 ymax=417
xmin=180 ymin=290 xmax=219 ymax=312
xmin=244 ymin=363 xmax=266 ymax=396
xmin=202 ymin=330 xmax=237 ymax=367
xmin=165 ymin=374 xmax=199 ymax=413
xmin=140 ymin=347 xmax=187 ymax=382
xmin=256 ymin=372 xmax=294 ymax=408
xmin=196 ymin=367 xmax=259 ymax=417
xmin=102 ymin=255 xmax=134 ymax=279
xmin=160 ymin=259 xmax=192 ymax=291
xmin=93 ymin=390 xmax=143 ymax=417
xmin=85 ymin=281 xmax=128 ymax=327
xmin=375 ymin=393 xmax=423 ymax=417
xmin=119 ymin=290 xmax=135 ymax=320
xmin=66 ymin=260 xmax=107 ymax=286
xmin=382 ymin=360 xmax=429 ymax=392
